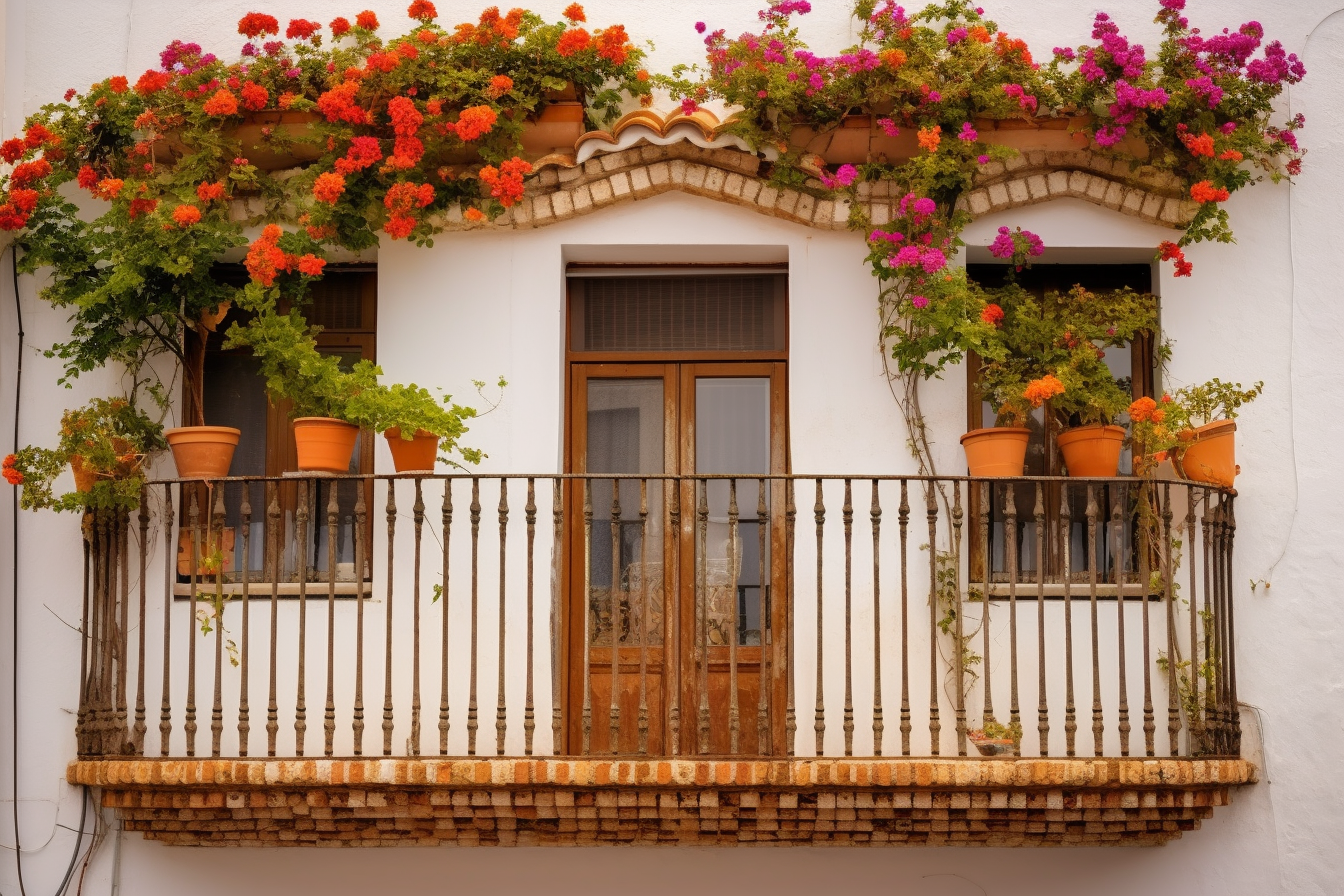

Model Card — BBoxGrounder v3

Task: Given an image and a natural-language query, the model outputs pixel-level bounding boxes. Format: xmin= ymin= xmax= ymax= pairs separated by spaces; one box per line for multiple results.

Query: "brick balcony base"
xmin=68 ymin=757 xmax=1254 ymax=847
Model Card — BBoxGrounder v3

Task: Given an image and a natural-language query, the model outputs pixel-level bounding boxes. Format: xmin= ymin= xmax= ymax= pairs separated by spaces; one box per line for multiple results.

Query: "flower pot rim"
xmin=1056 ymin=423 xmax=1126 ymax=442
xmin=1179 ymin=419 xmax=1237 ymax=441
xmin=293 ymin=416 xmax=359 ymax=428
xmin=960 ymin=425 xmax=1031 ymax=444
xmin=382 ymin=426 xmax=437 ymax=440
xmin=165 ymin=425 xmax=242 ymax=438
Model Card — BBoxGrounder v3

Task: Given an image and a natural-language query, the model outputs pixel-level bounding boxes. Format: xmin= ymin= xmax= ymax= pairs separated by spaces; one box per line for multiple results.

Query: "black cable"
xmin=10 ymin=243 xmax=25 ymax=896
xmin=51 ymin=789 xmax=90 ymax=896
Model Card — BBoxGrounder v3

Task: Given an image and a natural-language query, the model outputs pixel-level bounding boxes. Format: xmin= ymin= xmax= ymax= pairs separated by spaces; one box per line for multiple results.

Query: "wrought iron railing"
xmin=75 ymin=473 xmax=1241 ymax=761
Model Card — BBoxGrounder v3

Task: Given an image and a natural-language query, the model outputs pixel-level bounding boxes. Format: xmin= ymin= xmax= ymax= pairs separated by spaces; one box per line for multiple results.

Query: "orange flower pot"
xmin=293 ymin=417 xmax=359 ymax=473
xmin=70 ymin=437 xmax=142 ymax=492
xmin=1178 ymin=420 xmax=1238 ymax=488
xmin=165 ymin=426 xmax=241 ymax=480
xmin=384 ymin=427 xmax=440 ymax=473
xmin=959 ymin=427 xmax=1030 ymax=477
xmin=1056 ymin=424 xmax=1126 ymax=477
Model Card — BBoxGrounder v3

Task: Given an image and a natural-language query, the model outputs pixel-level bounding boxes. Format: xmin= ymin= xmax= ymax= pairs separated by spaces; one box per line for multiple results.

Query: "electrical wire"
xmin=9 ymin=243 xmax=25 ymax=896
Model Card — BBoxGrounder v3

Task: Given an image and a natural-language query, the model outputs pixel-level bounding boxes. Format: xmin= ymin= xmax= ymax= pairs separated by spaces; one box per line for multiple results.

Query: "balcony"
xmin=68 ymin=473 xmax=1254 ymax=846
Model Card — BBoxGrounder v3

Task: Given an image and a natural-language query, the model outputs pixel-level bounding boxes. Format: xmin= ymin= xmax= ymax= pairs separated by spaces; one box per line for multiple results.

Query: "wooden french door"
xmin=565 ymin=362 xmax=788 ymax=756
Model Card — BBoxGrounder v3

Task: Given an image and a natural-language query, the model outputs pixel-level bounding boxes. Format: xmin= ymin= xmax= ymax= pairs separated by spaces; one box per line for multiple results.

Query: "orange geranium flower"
xmin=464 ymin=207 xmax=485 ymax=222
xmin=917 ymin=125 xmax=941 ymax=153
xmin=171 ymin=204 xmax=201 ymax=227
xmin=1023 ymin=374 xmax=1065 ymax=407
xmin=487 ymin=75 xmax=513 ymax=97
xmin=880 ymin=48 xmax=907 ymax=68
xmin=1128 ymin=396 xmax=1157 ymax=422
xmin=356 ymin=10 xmax=379 ymax=30
xmin=557 ymin=27 xmax=591 ymax=56
xmin=453 ymin=105 xmax=497 ymax=141
xmin=563 ymin=3 xmax=586 ymax=22
xmin=1190 ymin=180 xmax=1230 ymax=203
xmin=312 ymin=172 xmax=346 ymax=204
xmin=202 ymin=89 xmax=239 ymax=116
xmin=196 ymin=181 xmax=226 ymax=202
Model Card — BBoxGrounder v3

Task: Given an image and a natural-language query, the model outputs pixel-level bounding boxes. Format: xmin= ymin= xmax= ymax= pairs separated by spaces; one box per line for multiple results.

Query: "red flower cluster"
xmin=356 ymin=10 xmax=379 ymax=30
xmin=317 ymin=81 xmax=368 ymax=125
xmin=383 ymin=182 xmax=434 ymax=239
xmin=245 ymin=224 xmax=289 ymax=285
xmin=196 ymin=181 xmax=226 ymax=202
xmin=387 ymin=96 xmax=425 ymax=168
xmin=286 ymin=19 xmax=321 ymax=40
xmin=980 ymin=303 xmax=1004 ymax=327
xmin=238 ymin=81 xmax=268 ymax=111
xmin=0 ymin=187 xmax=38 ymax=230
xmin=24 ymin=124 xmax=55 ymax=148
xmin=453 ymin=105 xmax=496 ymax=142
xmin=365 ymin=51 xmax=400 ymax=73
xmin=334 ymin=136 xmax=383 ymax=174
xmin=1179 ymin=129 xmax=1214 ymax=158
xmin=330 ymin=17 xmax=351 ymax=37
xmin=297 ymin=254 xmax=325 ymax=276
xmin=0 ymin=139 xmax=23 ymax=163
xmin=1189 ymin=180 xmax=1229 ymax=203
xmin=134 ymin=70 xmax=171 ymax=96
xmin=564 ymin=4 xmax=586 ymax=22
xmin=487 ymin=75 xmax=513 ymax=98
xmin=203 ymin=89 xmax=239 ymax=116
xmin=408 ymin=1 xmax=437 ymax=21
xmin=2 ymin=454 xmax=21 ymax=486
xmin=312 ymin=172 xmax=346 ymax=203
xmin=1158 ymin=241 xmax=1192 ymax=277
xmin=557 ymin=27 xmax=591 ymax=56
xmin=172 ymin=204 xmax=201 ymax=227
xmin=9 ymin=158 xmax=51 ymax=189
xmin=76 ymin=165 xmax=98 ymax=188
xmin=238 ymin=12 xmax=280 ymax=38
xmin=477 ymin=157 xmax=532 ymax=207
xmin=128 ymin=197 xmax=158 ymax=219
xmin=595 ymin=25 xmax=631 ymax=64
xmin=108 ymin=76 xmax=128 ymax=94
xmin=464 ymin=206 xmax=485 ymax=222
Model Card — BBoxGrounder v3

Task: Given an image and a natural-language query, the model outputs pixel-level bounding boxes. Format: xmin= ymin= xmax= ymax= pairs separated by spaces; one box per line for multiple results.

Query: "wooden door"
xmin=565 ymin=362 xmax=787 ymax=756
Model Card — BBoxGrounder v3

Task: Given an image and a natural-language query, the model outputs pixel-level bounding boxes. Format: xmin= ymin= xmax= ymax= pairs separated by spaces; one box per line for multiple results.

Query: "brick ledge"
xmin=70 ymin=757 xmax=1256 ymax=790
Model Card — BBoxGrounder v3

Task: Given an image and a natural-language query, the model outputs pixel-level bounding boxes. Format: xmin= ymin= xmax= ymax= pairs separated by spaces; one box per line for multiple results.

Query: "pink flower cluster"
xmin=988 ymin=226 xmax=1045 ymax=270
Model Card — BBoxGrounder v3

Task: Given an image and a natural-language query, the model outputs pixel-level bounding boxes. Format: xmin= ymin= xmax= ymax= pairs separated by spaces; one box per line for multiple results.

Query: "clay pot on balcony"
xmin=293 ymin=417 xmax=359 ymax=473
xmin=968 ymin=733 xmax=1016 ymax=756
xmin=788 ymin=114 xmax=878 ymax=164
xmin=1056 ymin=424 xmax=1126 ymax=477
xmin=70 ymin=437 xmax=143 ymax=492
xmin=960 ymin=427 xmax=1031 ymax=477
xmin=166 ymin=112 xmax=323 ymax=172
xmin=383 ymin=427 xmax=440 ymax=473
xmin=165 ymin=426 xmax=241 ymax=480
xmin=1177 ymin=420 xmax=1238 ymax=488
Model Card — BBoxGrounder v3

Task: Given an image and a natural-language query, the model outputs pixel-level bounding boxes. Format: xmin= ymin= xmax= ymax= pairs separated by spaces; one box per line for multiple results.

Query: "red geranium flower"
xmin=240 ymin=81 xmax=268 ymax=111
xmin=356 ymin=10 xmax=379 ymax=30
xmin=286 ymin=19 xmax=321 ymax=40
xmin=330 ymin=17 xmax=351 ymax=37
xmin=171 ymin=204 xmax=201 ymax=227
xmin=238 ymin=12 xmax=280 ymax=38
xmin=407 ymin=1 xmax=437 ymax=22
xmin=202 ymin=89 xmax=239 ymax=116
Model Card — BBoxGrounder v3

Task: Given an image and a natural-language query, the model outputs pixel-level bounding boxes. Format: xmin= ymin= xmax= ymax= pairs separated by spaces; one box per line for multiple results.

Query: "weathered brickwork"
xmin=70 ymin=758 xmax=1254 ymax=848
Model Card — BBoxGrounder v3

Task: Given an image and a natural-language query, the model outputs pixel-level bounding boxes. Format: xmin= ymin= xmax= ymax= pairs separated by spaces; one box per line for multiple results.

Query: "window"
xmin=965 ymin=263 xmax=1156 ymax=587
xmin=181 ymin=267 xmax=376 ymax=590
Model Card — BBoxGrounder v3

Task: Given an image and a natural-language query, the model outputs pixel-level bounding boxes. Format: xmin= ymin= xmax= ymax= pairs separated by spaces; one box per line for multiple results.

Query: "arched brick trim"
xmin=424 ymin=139 xmax=1193 ymax=234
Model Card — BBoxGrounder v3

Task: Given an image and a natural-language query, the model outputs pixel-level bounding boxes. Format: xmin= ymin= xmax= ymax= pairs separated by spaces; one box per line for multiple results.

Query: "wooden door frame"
xmin=562 ymin=361 xmax=789 ymax=755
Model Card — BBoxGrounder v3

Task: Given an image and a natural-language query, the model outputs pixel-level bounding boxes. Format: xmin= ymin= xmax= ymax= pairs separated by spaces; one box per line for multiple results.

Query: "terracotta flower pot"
xmin=166 ymin=112 xmax=323 ymax=172
xmin=383 ymin=427 xmax=440 ymax=473
xmin=1056 ymin=424 xmax=1126 ymax=477
xmin=293 ymin=417 xmax=359 ymax=473
xmin=1178 ymin=420 xmax=1238 ymax=488
xmin=165 ymin=426 xmax=241 ymax=480
xmin=968 ymin=735 xmax=1016 ymax=757
xmin=70 ymin=437 xmax=142 ymax=492
xmin=960 ymin=427 xmax=1030 ymax=477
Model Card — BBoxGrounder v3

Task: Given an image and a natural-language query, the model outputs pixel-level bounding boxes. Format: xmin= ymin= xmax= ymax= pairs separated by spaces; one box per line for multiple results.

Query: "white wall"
xmin=2 ymin=1 xmax=1342 ymax=894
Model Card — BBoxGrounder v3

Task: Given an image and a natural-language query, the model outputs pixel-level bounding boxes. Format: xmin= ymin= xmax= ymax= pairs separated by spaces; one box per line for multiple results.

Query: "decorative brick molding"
xmin=71 ymin=757 xmax=1254 ymax=847
xmin=414 ymin=129 xmax=1194 ymax=235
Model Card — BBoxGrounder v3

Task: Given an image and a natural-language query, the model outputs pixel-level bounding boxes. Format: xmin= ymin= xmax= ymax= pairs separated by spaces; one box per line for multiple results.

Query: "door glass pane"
xmin=203 ymin=352 xmax=268 ymax=577
xmin=586 ymin=379 xmax=664 ymax=647
xmin=695 ymin=378 xmax=770 ymax=646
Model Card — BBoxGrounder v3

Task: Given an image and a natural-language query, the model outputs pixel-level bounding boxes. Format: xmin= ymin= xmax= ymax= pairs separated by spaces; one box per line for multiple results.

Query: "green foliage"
xmin=1173 ymin=378 xmax=1262 ymax=428
xmin=8 ymin=397 xmax=165 ymax=513
xmin=976 ymin=285 xmax=1159 ymax=428
xmin=224 ymin=283 xmax=495 ymax=465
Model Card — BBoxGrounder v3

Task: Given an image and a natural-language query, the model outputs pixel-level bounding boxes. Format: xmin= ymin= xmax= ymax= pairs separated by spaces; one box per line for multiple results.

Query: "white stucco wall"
xmin=1 ymin=1 xmax=1341 ymax=894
